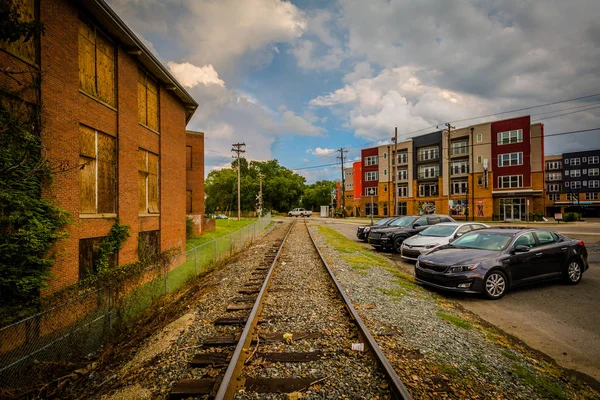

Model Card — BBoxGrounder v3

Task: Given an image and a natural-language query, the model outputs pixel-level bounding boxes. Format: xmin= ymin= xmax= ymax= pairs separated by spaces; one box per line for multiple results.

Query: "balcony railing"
xmin=417 ymin=172 xmax=439 ymax=179
xmin=450 ymin=146 xmax=469 ymax=156
xmin=451 ymin=166 xmax=469 ymax=175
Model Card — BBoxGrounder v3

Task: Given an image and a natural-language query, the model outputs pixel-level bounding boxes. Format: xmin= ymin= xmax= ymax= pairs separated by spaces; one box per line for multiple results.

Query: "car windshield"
xmin=451 ymin=231 xmax=513 ymax=250
xmin=419 ymin=224 xmax=458 ymax=237
xmin=374 ymin=218 xmax=392 ymax=226
xmin=389 ymin=216 xmax=417 ymax=227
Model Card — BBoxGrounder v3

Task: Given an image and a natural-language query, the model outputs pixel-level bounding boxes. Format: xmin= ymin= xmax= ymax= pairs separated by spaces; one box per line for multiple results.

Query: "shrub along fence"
xmin=0 ymin=213 xmax=272 ymax=391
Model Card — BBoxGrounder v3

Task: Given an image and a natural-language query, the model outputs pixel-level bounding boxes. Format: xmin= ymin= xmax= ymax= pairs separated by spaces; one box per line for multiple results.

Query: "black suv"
xmin=356 ymin=217 xmax=400 ymax=242
xmin=368 ymin=214 xmax=455 ymax=253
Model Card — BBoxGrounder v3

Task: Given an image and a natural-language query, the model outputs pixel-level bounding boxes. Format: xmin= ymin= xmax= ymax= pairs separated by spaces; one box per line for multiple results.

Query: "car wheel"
xmin=393 ymin=237 xmax=404 ymax=253
xmin=564 ymin=259 xmax=582 ymax=285
xmin=484 ymin=270 xmax=507 ymax=300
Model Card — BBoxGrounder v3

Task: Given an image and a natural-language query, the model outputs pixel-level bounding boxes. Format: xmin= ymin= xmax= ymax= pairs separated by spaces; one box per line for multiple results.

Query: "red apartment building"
xmin=0 ymin=0 xmax=199 ymax=292
xmin=361 ymin=147 xmax=379 ymax=215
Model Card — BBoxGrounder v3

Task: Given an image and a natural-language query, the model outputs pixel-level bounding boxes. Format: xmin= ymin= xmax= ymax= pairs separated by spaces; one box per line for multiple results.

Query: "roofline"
xmin=186 ymin=130 xmax=205 ymax=136
xmin=82 ymin=0 xmax=198 ymax=122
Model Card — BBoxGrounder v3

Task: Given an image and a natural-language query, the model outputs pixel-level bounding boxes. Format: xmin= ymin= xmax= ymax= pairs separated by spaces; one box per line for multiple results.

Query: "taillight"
xmin=577 ymin=240 xmax=585 ymax=247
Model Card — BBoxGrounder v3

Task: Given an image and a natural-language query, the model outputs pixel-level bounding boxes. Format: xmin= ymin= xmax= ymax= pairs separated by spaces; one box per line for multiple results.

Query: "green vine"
xmin=94 ymin=219 xmax=131 ymax=273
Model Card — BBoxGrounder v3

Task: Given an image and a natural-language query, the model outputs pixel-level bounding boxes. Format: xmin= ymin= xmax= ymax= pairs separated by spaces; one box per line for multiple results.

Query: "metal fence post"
xmin=230 ymin=233 xmax=233 ymax=255
xmin=194 ymin=247 xmax=198 ymax=274
xmin=213 ymin=239 xmax=217 ymax=261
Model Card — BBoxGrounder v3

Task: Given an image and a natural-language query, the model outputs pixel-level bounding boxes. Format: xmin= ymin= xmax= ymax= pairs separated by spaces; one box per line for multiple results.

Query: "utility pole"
xmin=391 ymin=127 xmax=398 ymax=216
xmin=258 ymin=172 xmax=263 ymax=218
xmin=445 ymin=122 xmax=455 ymax=217
xmin=337 ymin=147 xmax=348 ymax=218
xmin=231 ymin=142 xmax=246 ymax=221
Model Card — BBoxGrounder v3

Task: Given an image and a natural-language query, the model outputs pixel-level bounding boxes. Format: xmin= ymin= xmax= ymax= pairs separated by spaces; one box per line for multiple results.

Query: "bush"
xmin=186 ymin=217 xmax=194 ymax=238
xmin=492 ymin=213 xmax=500 ymax=221
xmin=562 ymin=212 xmax=580 ymax=222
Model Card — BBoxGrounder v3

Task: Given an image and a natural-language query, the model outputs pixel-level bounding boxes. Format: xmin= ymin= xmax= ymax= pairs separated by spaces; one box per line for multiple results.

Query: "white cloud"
xmin=312 ymin=147 xmax=336 ymax=156
xmin=167 ymin=62 xmax=225 ymax=87
xmin=281 ymin=110 xmax=325 ymax=136
xmin=291 ymin=40 xmax=345 ymax=71
xmin=343 ymin=61 xmax=373 ymax=83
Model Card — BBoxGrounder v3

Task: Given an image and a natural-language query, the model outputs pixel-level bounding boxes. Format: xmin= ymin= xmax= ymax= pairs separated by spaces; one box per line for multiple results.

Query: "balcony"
xmin=417 ymin=172 xmax=439 ymax=180
xmin=450 ymin=145 xmax=469 ymax=157
xmin=392 ymin=155 xmax=409 ymax=165
xmin=450 ymin=166 xmax=470 ymax=176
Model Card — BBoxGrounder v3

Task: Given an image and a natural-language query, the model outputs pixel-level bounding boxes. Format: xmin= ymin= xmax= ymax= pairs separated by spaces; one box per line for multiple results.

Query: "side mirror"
xmin=413 ymin=223 xmax=421 ymax=228
xmin=455 ymin=232 xmax=464 ymax=238
xmin=513 ymin=245 xmax=530 ymax=253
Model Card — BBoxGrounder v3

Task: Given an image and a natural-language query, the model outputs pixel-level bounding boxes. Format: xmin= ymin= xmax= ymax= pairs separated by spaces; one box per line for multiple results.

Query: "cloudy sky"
xmin=107 ymin=0 xmax=600 ymax=183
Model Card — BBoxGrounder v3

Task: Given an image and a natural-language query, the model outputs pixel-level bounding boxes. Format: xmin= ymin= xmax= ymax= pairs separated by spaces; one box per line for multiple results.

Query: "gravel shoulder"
xmin=310 ymin=222 xmax=599 ymax=399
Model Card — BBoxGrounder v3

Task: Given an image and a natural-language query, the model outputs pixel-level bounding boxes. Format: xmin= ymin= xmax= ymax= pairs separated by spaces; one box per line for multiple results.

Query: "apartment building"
xmin=361 ymin=147 xmax=379 ymax=215
xmin=548 ymin=150 xmax=600 ymax=217
xmin=357 ymin=116 xmax=546 ymax=221
xmin=351 ymin=161 xmax=362 ymax=216
xmin=0 ymin=0 xmax=198 ymax=292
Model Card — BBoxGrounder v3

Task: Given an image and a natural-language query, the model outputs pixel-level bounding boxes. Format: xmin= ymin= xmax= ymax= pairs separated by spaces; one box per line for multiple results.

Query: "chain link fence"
xmin=0 ymin=214 xmax=272 ymax=391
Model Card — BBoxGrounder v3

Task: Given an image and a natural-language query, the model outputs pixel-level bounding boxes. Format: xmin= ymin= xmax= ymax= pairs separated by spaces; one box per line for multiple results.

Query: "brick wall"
xmin=186 ymin=131 xmax=205 ymax=215
xmin=29 ymin=0 xmax=191 ymax=293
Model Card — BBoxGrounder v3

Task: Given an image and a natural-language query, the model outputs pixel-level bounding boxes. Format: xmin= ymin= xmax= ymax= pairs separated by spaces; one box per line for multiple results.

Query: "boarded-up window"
xmin=186 ymin=146 xmax=192 ymax=170
xmin=79 ymin=125 xmax=116 ymax=214
xmin=138 ymin=149 xmax=159 ymax=213
xmin=0 ymin=0 xmax=36 ymax=64
xmin=186 ymin=190 xmax=192 ymax=213
xmin=137 ymin=69 xmax=159 ymax=131
xmin=138 ymin=230 xmax=159 ymax=261
xmin=78 ymin=19 xmax=115 ymax=105
xmin=79 ymin=236 xmax=116 ymax=280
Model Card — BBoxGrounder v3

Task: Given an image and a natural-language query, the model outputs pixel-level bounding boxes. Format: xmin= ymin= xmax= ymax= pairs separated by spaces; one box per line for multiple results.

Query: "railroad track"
xmin=170 ymin=219 xmax=412 ymax=399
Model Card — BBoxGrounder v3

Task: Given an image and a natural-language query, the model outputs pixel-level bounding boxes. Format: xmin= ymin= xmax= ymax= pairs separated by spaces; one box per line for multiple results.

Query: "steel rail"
xmin=214 ymin=220 xmax=296 ymax=399
xmin=305 ymin=220 xmax=413 ymax=400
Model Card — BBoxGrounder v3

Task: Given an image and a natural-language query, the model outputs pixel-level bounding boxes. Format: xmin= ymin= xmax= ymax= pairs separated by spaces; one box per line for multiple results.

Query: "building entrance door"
xmin=500 ymin=198 xmax=525 ymax=221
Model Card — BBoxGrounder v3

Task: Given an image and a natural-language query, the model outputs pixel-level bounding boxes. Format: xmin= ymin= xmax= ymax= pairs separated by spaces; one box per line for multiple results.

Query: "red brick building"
xmin=186 ymin=130 xmax=205 ymax=235
xmin=0 ymin=0 xmax=198 ymax=292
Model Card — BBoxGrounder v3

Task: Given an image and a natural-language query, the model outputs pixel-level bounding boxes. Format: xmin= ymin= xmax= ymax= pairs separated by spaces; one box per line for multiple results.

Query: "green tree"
xmin=302 ymin=180 xmax=336 ymax=210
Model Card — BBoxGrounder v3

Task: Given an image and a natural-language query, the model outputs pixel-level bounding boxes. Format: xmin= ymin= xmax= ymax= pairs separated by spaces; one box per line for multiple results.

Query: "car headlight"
xmin=383 ymin=232 xmax=394 ymax=237
xmin=424 ymin=243 xmax=439 ymax=249
xmin=364 ymin=227 xmax=370 ymax=232
xmin=448 ymin=264 xmax=479 ymax=273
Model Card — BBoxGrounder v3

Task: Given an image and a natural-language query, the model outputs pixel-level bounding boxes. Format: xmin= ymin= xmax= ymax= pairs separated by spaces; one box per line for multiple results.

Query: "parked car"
xmin=415 ymin=228 xmax=588 ymax=299
xmin=215 ymin=214 xmax=228 ymax=219
xmin=401 ymin=222 xmax=489 ymax=260
xmin=368 ymin=214 xmax=455 ymax=253
xmin=356 ymin=217 xmax=399 ymax=242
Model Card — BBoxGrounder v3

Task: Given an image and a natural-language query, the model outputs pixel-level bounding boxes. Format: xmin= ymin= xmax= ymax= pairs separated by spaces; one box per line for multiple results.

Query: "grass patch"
xmin=511 ymin=363 xmax=567 ymax=400
xmin=377 ymin=287 xmax=406 ymax=299
xmin=317 ymin=225 xmax=390 ymax=270
xmin=186 ymin=218 xmax=257 ymax=250
xmin=436 ymin=311 xmax=473 ymax=329
xmin=500 ymin=349 xmax=520 ymax=361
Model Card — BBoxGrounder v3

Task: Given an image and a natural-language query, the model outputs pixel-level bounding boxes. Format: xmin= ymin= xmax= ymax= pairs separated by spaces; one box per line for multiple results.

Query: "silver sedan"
xmin=401 ymin=222 xmax=489 ymax=261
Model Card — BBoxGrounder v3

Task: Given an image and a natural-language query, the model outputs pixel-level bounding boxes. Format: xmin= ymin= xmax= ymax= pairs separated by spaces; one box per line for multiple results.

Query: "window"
xmin=138 ymin=68 xmax=160 ymax=131
xmin=571 ymin=181 xmax=582 ymax=189
xmin=590 ymin=180 xmax=600 ymax=188
xmin=583 ymin=181 xmax=587 ymax=187
xmin=397 ymin=168 xmax=408 ymax=180
xmin=450 ymin=140 xmax=469 ymax=156
xmin=477 ymin=155 xmax=482 ymax=164
xmin=589 ymin=168 xmax=599 ymax=176
xmin=186 ymin=190 xmax=193 ymax=213
xmin=571 ymin=158 xmax=581 ymax=166
xmin=513 ymin=232 xmax=536 ymax=248
xmin=79 ymin=125 xmax=116 ymax=214
xmin=365 ymin=187 xmax=378 ymax=196
xmin=567 ymin=193 xmax=577 ymax=200
xmin=79 ymin=236 xmax=116 ymax=280
xmin=397 ymin=151 xmax=408 ymax=164
xmin=589 ymin=156 xmax=599 ymax=164
xmin=186 ymin=146 xmax=193 ymax=170
xmin=451 ymin=180 xmax=468 ymax=195
xmin=418 ymin=183 xmax=438 ymax=197
xmin=565 ymin=181 xmax=569 ymax=187
xmin=546 ymin=161 xmax=562 ymax=170
xmin=497 ymin=129 xmax=523 ymax=144
xmin=547 ymin=172 xmax=561 ymax=181
xmin=79 ymin=19 xmax=115 ymax=105
xmin=565 ymin=170 xmax=570 ymax=176
xmin=477 ymin=176 xmax=483 ymax=185
xmin=397 ymin=184 xmax=408 ymax=198
xmin=365 ymin=156 xmax=378 ymax=166
xmin=498 ymin=175 xmax=523 ymax=188
xmin=451 ymin=159 xmax=469 ymax=175
xmin=547 ymin=183 xmax=561 ymax=192
xmin=138 ymin=230 xmax=160 ymax=260
xmin=383 ymin=153 xmax=387 ymax=159
xmin=498 ymin=152 xmax=523 ymax=167
xmin=571 ymin=169 xmax=581 ymax=177
xmin=383 ymin=185 xmax=387 ymax=192
xmin=397 ymin=202 xmax=407 ymax=216
xmin=0 ymin=0 xmax=36 ymax=63
xmin=365 ymin=171 xmax=378 ymax=181
xmin=418 ymin=146 xmax=439 ymax=161
xmin=384 ymin=169 xmax=387 ymax=176
xmin=586 ymin=193 xmax=599 ymax=200
xmin=548 ymin=194 xmax=560 ymax=201
xmin=535 ymin=231 xmax=557 ymax=246
xmin=476 ymin=133 xmax=482 ymax=143
xmin=138 ymin=149 xmax=159 ymax=213
xmin=418 ymin=164 xmax=439 ymax=179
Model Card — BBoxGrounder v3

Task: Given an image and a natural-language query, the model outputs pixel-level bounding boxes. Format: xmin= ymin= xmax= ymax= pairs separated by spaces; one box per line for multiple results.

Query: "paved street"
xmin=312 ymin=217 xmax=600 ymax=382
